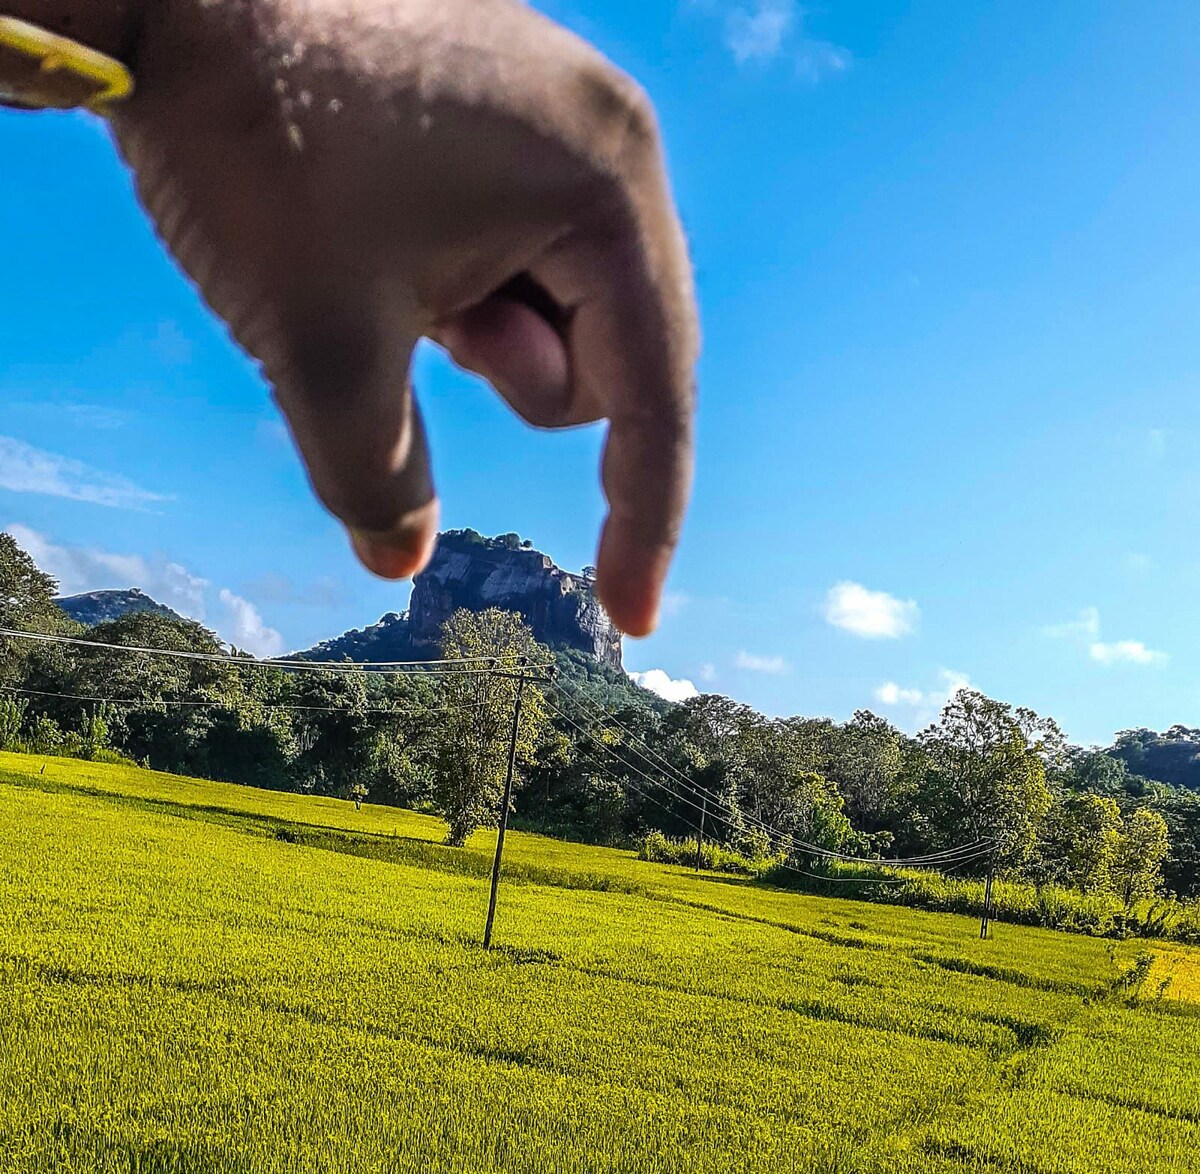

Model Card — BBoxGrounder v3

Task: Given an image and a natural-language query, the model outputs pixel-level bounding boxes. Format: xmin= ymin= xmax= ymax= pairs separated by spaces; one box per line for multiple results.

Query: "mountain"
xmin=56 ymin=589 xmax=186 ymax=628
xmin=302 ymin=530 xmax=623 ymax=668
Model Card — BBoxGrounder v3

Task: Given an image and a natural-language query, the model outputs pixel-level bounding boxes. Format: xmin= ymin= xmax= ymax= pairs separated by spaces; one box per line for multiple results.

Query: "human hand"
xmin=4 ymin=0 xmax=698 ymax=637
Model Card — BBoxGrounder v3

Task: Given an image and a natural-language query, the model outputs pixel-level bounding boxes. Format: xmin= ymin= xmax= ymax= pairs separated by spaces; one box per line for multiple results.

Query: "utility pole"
xmin=694 ymin=794 xmax=707 ymax=872
xmin=483 ymin=659 xmax=527 ymax=951
xmin=979 ymin=867 xmax=995 ymax=940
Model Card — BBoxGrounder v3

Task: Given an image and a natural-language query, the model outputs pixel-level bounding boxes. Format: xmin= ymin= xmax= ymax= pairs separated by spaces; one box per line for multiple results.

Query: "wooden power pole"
xmin=694 ymin=794 xmax=707 ymax=872
xmin=979 ymin=868 xmax=995 ymax=940
xmin=483 ymin=661 xmax=528 ymax=951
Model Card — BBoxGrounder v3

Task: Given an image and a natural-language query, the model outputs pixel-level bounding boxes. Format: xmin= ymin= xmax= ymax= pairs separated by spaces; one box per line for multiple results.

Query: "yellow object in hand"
xmin=0 ymin=15 xmax=133 ymax=113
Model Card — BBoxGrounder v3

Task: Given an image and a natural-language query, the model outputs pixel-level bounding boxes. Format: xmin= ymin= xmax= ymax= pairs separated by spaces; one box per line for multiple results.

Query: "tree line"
xmin=2 ymin=532 xmax=1197 ymax=916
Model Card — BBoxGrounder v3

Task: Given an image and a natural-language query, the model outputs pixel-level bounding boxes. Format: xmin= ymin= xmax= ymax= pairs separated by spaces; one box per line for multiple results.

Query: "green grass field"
xmin=2 ymin=751 xmax=1198 ymax=1174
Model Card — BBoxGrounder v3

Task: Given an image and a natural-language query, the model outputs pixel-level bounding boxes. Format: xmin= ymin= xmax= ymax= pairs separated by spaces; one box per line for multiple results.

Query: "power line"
xmin=548 ymin=697 xmax=942 ymax=887
xmin=554 ymin=687 xmax=995 ymax=868
xmin=560 ymin=687 xmax=996 ymax=866
xmin=0 ymin=627 xmax=554 ymax=675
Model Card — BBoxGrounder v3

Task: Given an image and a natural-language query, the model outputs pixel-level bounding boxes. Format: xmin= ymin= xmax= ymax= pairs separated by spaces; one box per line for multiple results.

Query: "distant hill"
xmin=300 ymin=530 xmax=623 ymax=669
xmin=56 ymin=589 xmax=186 ymax=628
xmin=1109 ymin=727 xmax=1200 ymax=793
xmin=301 ymin=611 xmax=411 ymax=664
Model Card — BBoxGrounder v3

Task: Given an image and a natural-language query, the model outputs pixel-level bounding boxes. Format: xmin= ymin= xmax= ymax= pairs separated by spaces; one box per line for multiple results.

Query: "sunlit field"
xmin=1 ymin=752 xmax=1198 ymax=1173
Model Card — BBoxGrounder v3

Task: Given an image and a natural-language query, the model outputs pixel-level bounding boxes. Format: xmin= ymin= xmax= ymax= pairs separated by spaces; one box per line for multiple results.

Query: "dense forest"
xmin=2 ymin=533 xmax=1198 ymax=929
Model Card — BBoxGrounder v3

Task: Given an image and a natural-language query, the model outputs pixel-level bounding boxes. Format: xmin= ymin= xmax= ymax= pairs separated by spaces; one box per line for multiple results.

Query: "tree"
xmin=825 ymin=710 xmax=908 ymax=835
xmin=1036 ymin=794 xmax=1122 ymax=892
xmin=433 ymin=609 xmax=547 ymax=846
xmin=914 ymin=690 xmax=1058 ymax=872
xmin=0 ymin=695 xmax=26 ymax=749
xmin=1112 ymin=807 xmax=1169 ymax=904
xmin=0 ymin=532 xmax=78 ymax=687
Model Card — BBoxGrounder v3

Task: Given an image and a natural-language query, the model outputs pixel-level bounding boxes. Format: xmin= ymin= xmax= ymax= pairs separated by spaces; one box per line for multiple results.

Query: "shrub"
xmin=758 ymin=859 xmax=1200 ymax=945
xmin=636 ymin=831 xmax=773 ymax=876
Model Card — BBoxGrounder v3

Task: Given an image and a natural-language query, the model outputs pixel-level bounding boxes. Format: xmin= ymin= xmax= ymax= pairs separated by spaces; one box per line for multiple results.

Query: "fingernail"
xmin=350 ymin=518 xmax=437 ymax=581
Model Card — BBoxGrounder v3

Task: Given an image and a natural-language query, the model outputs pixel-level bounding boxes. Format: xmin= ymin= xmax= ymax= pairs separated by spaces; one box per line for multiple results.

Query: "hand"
xmin=7 ymin=0 xmax=699 ymax=637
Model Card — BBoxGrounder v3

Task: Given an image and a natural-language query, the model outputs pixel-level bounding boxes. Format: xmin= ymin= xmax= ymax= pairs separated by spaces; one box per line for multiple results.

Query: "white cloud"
xmin=875 ymin=682 xmax=923 ymax=707
xmin=0 ymin=436 xmax=168 ymax=511
xmin=699 ymin=662 xmax=718 ymax=683
xmin=1042 ymin=606 xmax=1100 ymax=640
xmin=871 ymin=668 xmax=972 ymax=732
xmin=795 ymin=38 xmax=851 ymax=83
xmin=702 ymin=0 xmax=850 ymax=79
xmin=736 ymin=650 xmax=791 ymax=674
xmin=4 ymin=524 xmax=285 ymax=656
xmin=725 ymin=0 xmax=794 ymax=63
xmin=629 ymin=668 xmax=699 ymax=703
xmin=218 ymin=589 xmax=286 ymax=658
xmin=1089 ymin=640 xmax=1168 ymax=667
xmin=1045 ymin=607 xmax=1167 ymax=668
xmin=824 ymin=581 xmax=919 ymax=639
xmin=1123 ymin=553 xmax=1153 ymax=575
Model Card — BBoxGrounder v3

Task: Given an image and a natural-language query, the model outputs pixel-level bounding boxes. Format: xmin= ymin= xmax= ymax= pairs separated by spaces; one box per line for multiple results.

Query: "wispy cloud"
xmin=1146 ymin=428 xmax=1166 ymax=460
xmin=875 ymin=681 xmax=924 ymax=707
xmin=1042 ymin=606 xmax=1100 ymax=641
xmin=1044 ymin=606 xmax=1167 ymax=668
xmin=661 ymin=591 xmax=691 ymax=618
xmin=1089 ymin=640 xmax=1167 ymax=667
xmin=824 ymin=581 xmax=919 ymax=639
xmin=629 ymin=668 xmax=700 ymax=703
xmin=0 ymin=436 xmax=168 ymax=511
xmin=699 ymin=662 xmax=718 ymax=683
xmin=8 ymin=402 xmax=130 ymax=431
xmin=5 ymin=524 xmax=285 ymax=658
xmin=736 ymin=650 xmax=791 ymax=674
xmin=874 ymin=668 xmax=970 ymax=711
xmin=218 ymin=589 xmax=286 ymax=658
xmin=698 ymin=0 xmax=850 ymax=80
xmin=725 ymin=0 xmax=794 ymax=63
xmin=873 ymin=668 xmax=972 ymax=731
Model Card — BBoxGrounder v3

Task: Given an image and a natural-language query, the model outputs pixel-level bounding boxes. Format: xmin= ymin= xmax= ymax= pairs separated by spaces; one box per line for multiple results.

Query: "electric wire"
xmin=553 ymin=687 xmax=996 ymax=868
xmin=0 ymin=627 xmax=554 ymax=675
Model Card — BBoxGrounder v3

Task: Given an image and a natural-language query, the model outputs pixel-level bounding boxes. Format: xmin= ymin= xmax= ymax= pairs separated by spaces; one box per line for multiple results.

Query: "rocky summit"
xmin=56 ymin=589 xmax=185 ymax=628
xmin=303 ymin=531 xmax=623 ymax=668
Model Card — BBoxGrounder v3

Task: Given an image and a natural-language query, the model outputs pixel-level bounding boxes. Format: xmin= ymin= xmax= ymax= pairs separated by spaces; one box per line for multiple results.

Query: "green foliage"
xmin=1037 ymin=793 xmax=1123 ymax=892
xmin=433 ymin=609 xmax=547 ymax=846
xmin=1 ymin=753 xmax=1198 ymax=1174
xmin=762 ymin=857 xmax=1200 ymax=944
xmin=0 ymin=696 xmax=26 ymax=750
xmin=636 ymin=828 xmax=777 ymax=875
xmin=912 ymin=690 xmax=1058 ymax=871
xmin=1114 ymin=807 xmax=1170 ymax=904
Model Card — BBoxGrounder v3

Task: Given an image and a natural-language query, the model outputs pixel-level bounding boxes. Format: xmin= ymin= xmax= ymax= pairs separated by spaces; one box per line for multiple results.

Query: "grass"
xmin=1 ymin=751 xmax=1198 ymax=1173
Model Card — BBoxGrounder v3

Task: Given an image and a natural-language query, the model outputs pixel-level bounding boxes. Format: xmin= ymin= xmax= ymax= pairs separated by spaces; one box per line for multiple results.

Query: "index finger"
xmin=560 ymin=124 xmax=699 ymax=636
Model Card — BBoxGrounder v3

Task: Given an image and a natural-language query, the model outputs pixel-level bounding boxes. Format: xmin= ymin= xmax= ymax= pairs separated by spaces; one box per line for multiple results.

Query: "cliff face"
xmin=407 ymin=531 xmax=623 ymax=668
xmin=299 ymin=531 xmax=624 ymax=668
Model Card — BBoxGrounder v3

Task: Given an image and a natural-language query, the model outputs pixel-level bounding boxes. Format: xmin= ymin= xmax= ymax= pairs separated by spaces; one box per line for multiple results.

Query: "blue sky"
xmin=4 ymin=1 xmax=1200 ymax=746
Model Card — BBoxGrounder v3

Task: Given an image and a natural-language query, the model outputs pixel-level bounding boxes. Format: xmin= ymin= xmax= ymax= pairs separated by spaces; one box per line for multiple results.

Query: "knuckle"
xmin=573 ymin=58 xmax=662 ymax=160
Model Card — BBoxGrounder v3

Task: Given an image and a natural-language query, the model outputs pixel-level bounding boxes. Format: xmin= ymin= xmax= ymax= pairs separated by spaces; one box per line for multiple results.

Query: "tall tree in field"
xmin=434 ymin=609 xmax=547 ymax=847
xmin=915 ymin=690 xmax=1059 ymax=872
xmin=1112 ymin=807 xmax=1170 ymax=904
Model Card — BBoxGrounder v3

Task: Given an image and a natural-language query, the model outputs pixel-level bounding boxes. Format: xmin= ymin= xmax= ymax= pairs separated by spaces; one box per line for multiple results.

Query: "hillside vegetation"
xmin=2 ymin=753 xmax=1198 ymax=1174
